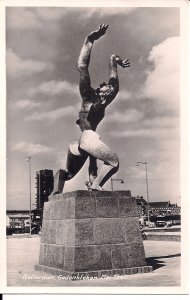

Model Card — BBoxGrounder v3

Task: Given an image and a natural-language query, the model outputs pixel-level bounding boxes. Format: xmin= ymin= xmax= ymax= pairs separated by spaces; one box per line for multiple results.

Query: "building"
xmin=135 ymin=198 xmax=181 ymax=217
xmin=35 ymin=169 xmax=54 ymax=210
xmin=135 ymin=198 xmax=181 ymax=226
xmin=6 ymin=210 xmax=30 ymax=234
xmin=148 ymin=201 xmax=181 ymax=216
xmin=135 ymin=196 xmax=147 ymax=217
xmin=6 ymin=210 xmax=42 ymax=234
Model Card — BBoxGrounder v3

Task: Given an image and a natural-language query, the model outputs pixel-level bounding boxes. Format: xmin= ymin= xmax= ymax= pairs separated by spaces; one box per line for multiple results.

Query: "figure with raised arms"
xmin=51 ymin=24 xmax=130 ymax=194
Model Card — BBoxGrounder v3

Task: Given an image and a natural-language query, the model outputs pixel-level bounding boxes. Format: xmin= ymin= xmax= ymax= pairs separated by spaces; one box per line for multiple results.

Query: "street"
xmin=7 ymin=236 xmax=180 ymax=287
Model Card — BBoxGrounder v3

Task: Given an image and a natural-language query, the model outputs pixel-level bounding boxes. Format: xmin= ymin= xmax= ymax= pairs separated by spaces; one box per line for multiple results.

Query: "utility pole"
xmin=26 ymin=156 xmax=32 ymax=236
xmin=137 ymin=161 xmax=150 ymax=223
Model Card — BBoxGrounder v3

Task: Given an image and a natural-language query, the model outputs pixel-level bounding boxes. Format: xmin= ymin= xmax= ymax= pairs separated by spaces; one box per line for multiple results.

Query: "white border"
xmin=0 ymin=0 xmax=189 ymax=294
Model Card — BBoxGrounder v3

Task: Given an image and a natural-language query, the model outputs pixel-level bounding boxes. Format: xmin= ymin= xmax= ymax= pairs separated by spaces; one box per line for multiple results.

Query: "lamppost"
xmin=111 ymin=177 xmax=124 ymax=192
xmin=25 ymin=156 xmax=32 ymax=236
xmin=136 ymin=161 xmax=150 ymax=223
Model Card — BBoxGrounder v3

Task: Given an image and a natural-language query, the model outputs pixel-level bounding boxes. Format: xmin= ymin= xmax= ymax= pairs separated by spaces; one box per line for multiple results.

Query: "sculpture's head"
xmin=96 ymin=82 xmax=115 ymax=98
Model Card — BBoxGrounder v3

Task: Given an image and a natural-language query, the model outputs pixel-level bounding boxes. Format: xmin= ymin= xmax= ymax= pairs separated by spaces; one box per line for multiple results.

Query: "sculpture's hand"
xmin=119 ymin=59 xmax=130 ymax=68
xmin=88 ymin=24 xmax=109 ymax=41
xmin=115 ymin=56 xmax=130 ymax=68
xmin=97 ymin=24 xmax=109 ymax=36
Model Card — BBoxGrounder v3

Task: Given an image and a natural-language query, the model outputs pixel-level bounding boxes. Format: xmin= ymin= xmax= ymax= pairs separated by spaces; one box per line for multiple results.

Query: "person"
xmin=51 ymin=24 xmax=130 ymax=194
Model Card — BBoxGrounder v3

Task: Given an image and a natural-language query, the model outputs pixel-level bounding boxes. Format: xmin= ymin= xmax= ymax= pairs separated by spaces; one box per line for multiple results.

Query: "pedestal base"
xmin=36 ymin=190 xmax=152 ymax=279
xmin=35 ymin=264 xmax=152 ymax=280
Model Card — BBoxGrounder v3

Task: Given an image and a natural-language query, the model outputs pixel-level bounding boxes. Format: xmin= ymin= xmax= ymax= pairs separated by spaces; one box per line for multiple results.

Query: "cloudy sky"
xmin=6 ymin=6 xmax=181 ymax=210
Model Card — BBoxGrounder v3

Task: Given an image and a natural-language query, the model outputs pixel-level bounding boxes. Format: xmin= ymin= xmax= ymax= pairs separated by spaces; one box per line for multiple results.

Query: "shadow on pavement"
xmin=146 ymin=253 xmax=181 ymax=271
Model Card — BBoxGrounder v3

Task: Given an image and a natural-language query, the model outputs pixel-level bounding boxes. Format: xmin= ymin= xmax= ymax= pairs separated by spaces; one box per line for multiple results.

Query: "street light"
xmin=136 ymin=161 xmax=150 ymax=223
xmin=25 ymin=156 xmax=32 ymax=236
xmin=111 ymin=177 xmax=124 ymax=192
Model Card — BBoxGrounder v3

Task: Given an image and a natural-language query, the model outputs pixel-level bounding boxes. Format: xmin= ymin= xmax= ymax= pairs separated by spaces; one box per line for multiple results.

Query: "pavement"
xmin=144 ymin=225 xmax=181 ymax=232
xmin=145 ymin=231 xmax=181 ymax=242
xmin=7 ymin=236 xmax=181 ymax=287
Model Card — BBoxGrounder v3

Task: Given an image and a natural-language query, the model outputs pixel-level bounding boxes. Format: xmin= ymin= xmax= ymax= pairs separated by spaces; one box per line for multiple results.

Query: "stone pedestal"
xmin=35 ymin=190 xmax=152 ymax=279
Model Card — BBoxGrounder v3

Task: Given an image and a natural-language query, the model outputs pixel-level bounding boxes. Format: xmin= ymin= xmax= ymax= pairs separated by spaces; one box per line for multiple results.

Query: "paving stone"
xmin=93 ymin=218 xmax=125 ymax=244
xmin=125 ymin=217 xmax=143 ymax=244
xmin=111 ymin=243 xmax=146 ymax=269
xmin=43 ymin=202 xmax=50 ymax=220
xmin=74 ymin=244 xmax=112 ymax=272
xmin=56 ymin=199 xmax=67 ymax=220
xmin=39 ymin=243 xmax=46 ymax=265
xmin=75 ymin=197 xmax=96 ymax=219
xmin=63 ymin=247 xmax=75 ymax=272
xmin=49 ymin=201 xmax=58 ymax=220
xmin=65 ymin=197 xmax=75 ymax=219
xmin=56 ymin=220 xmax=69 ymax=245
xmin=40 ymin=220 xmax=48 ymax=243
xmin=96 ymin=197 xmax=119 ymax=218
xmin=118 ymin=197 xmax=138 ymax=217
xmin=75 ymin=219 xmax=94 ymax=246
xmin=41 ymin=220 xmax=56 ymax=244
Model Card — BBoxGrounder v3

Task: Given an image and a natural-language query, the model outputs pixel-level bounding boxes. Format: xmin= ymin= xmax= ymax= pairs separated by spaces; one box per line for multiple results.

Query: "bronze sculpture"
xmin=51 ymin=24 xmax=130 ymax=194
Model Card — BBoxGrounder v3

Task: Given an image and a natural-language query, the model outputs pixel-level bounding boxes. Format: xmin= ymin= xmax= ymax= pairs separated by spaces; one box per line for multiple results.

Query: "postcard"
xmin=0 ymin=0 xmax=189 ymax=294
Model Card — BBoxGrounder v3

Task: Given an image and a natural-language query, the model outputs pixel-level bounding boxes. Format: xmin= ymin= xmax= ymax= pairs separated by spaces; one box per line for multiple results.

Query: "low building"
xmin=135 ymin=198 xmax=181 ymax=226
xmin=7 ymin=211 xmax=30 ymax=233
xmin=6 ymin=210 xmax=41 ymax=234
xmin=148 ymin=201 xmax=181 ymax=216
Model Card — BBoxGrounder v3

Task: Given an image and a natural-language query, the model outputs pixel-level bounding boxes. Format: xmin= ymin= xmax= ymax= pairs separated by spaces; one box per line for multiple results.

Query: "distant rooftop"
xmin=8 ymin=214 xmax=29 ymax=219
xmin=149 ymin=201 xmax=179 ymax=208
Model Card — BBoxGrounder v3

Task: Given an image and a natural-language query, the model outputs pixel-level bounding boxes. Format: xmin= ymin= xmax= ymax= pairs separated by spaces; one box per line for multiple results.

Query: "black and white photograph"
xmin=0 ymin=0 xmax=189 ymax=294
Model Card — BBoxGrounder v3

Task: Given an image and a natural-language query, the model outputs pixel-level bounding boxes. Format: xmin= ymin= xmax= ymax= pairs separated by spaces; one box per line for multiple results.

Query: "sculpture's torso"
xmin=77 ymin=94 xmax=106 ymax=132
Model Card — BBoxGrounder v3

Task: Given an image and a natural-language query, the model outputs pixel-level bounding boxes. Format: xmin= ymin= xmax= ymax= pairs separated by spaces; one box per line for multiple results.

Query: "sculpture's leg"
xmin=51 ymin=141 xmax=88 ymax=195
xmin=85 ymin=155 xmax=98 ymax=190
xmin=88 ymin=155 xmax=98 ymax=180
xmin=79 ymin=130 xmax=119 ymax=190
xmin=91 ymin=163 xmax=119 ymax=190
xmin=66 ymin=140 xmax=88 ymax=179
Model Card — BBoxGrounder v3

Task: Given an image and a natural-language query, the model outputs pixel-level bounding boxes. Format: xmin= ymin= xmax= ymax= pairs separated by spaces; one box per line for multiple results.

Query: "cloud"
xmin=6 ymin=8 xmax=42 ymax=30
xmin=117 ymin=89 xmax=132 ymax=101
xmin=99 ymin=7 xmax=137 ymax=16
xmin=107 ymin=62 xmax=180 ymax=138
xmin=148 ymin=158 xmax=180 ymax=202
xmin=143 ymin=36 xmax=180 ymax=109
xmin=15 ymin=100 xmax=41 ymax=110
xmin=127 ymin=129 xmax=180 ymax=204
xmin=34 ymin=8 xmax=68 ymax=21
xmin=25 ymin=106 xmax=76 ymax=121
xmin=7 ymin=48 xmax=53 ymax=77
xmin=29 ymin=80 xmax=79 ymax=97
xmin=128 ymin=165 xmax=151 ymax=180
xmin=7 ymin=7 xmax=137 ymax=31
xmin=81 ymin=7 xmax=137 ymax=19
xmin=6 ymin=7 xmax=70 ymax=31
xmin=110 ymin=114 xmax=179 ymax=138
xmin=57 ymin=152 xmax=68 ymax=168
xmin=128 ymin=152 xmax=180 ymax=203
xmin=12 ymin=141 xmax=52 ymax=155
xmin=105 ymin=109 xmax=144 ymax=123
xmin=112 ymin=125 xmax=178 ymax=139
xmin=111 ymin=128 xmax=152 ymax=138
